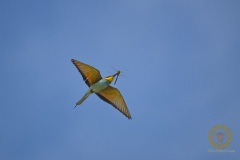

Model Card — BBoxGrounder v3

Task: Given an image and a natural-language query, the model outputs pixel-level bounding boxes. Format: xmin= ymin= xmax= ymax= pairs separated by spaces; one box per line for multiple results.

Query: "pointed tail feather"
xmin=74 ymin=90 xmax=92 ymax=108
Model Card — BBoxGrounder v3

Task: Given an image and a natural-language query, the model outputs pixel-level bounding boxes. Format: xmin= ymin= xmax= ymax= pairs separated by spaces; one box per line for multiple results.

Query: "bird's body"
xmin=91 ymin=78 xmax=111 ymax=93
xmin=75 ymin=78 xmax=112 ymax=106
xmin=71 ymin=59 xmax=131 ymax=119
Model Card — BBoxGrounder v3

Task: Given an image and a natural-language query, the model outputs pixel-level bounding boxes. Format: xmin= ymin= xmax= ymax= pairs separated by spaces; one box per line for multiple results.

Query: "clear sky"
xmin=0 ymin=0 xmax=239 ymax=159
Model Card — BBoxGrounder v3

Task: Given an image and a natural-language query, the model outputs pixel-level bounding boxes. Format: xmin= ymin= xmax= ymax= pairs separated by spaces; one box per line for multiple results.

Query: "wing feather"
xmin=71 ymin=59 xmax=102 ymax=87
xmin=96 ymin=86 xmax=131 ymax=119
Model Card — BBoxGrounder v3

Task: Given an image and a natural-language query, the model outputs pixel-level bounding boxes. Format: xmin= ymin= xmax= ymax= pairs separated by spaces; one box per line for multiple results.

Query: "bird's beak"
xmin=113 ymin=70 xmax=121 ymax=85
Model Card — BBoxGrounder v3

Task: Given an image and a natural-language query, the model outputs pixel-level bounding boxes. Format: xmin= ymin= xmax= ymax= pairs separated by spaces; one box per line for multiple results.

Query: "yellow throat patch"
xmin=105 ymin=76 xmax=114 ymax=82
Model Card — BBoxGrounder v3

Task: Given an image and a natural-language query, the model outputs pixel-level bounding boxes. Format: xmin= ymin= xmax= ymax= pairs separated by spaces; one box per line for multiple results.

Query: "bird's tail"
xmin=74 ymin=89 xmax=93 ymax=108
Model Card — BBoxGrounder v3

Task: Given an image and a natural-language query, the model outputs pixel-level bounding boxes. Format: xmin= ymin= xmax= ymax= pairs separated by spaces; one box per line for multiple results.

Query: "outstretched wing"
xmin=71 ymin=59 xmax=102 ymax=87
xmin=96 ymin=86 xmax=131 ymax=119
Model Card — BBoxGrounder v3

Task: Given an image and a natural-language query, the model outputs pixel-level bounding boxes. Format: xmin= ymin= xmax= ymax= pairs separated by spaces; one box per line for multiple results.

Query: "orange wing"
xmin=71 ymin=59 xmax=102 ymax=87
xmin=96 ymin=86 xmax=132 ymax=119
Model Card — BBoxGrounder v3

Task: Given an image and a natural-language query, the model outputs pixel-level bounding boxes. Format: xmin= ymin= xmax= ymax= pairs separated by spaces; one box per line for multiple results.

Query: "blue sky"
xmin=0 ymin=0 xmax=240 ymax=159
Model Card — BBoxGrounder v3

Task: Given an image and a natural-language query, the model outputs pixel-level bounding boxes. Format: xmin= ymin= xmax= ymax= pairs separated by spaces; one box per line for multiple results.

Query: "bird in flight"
xmin=71 ymin=59 xmax=132 ymax=119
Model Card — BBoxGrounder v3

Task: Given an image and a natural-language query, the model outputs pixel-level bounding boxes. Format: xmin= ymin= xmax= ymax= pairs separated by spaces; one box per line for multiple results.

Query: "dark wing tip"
xmin=126 ymin=113 xmax=132 ymax=120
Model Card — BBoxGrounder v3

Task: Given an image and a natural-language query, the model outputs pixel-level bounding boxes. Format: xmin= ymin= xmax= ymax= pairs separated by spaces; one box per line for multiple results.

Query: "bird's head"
xmin=105 ymin=70 xmax=121 ymax=84
xmin=105 ymin=75 xmax=115 ymax=83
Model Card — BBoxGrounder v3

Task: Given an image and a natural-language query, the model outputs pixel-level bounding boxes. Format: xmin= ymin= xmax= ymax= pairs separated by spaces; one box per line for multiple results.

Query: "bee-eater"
xmin=71 ymin=59 xmax=132 ymax=119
